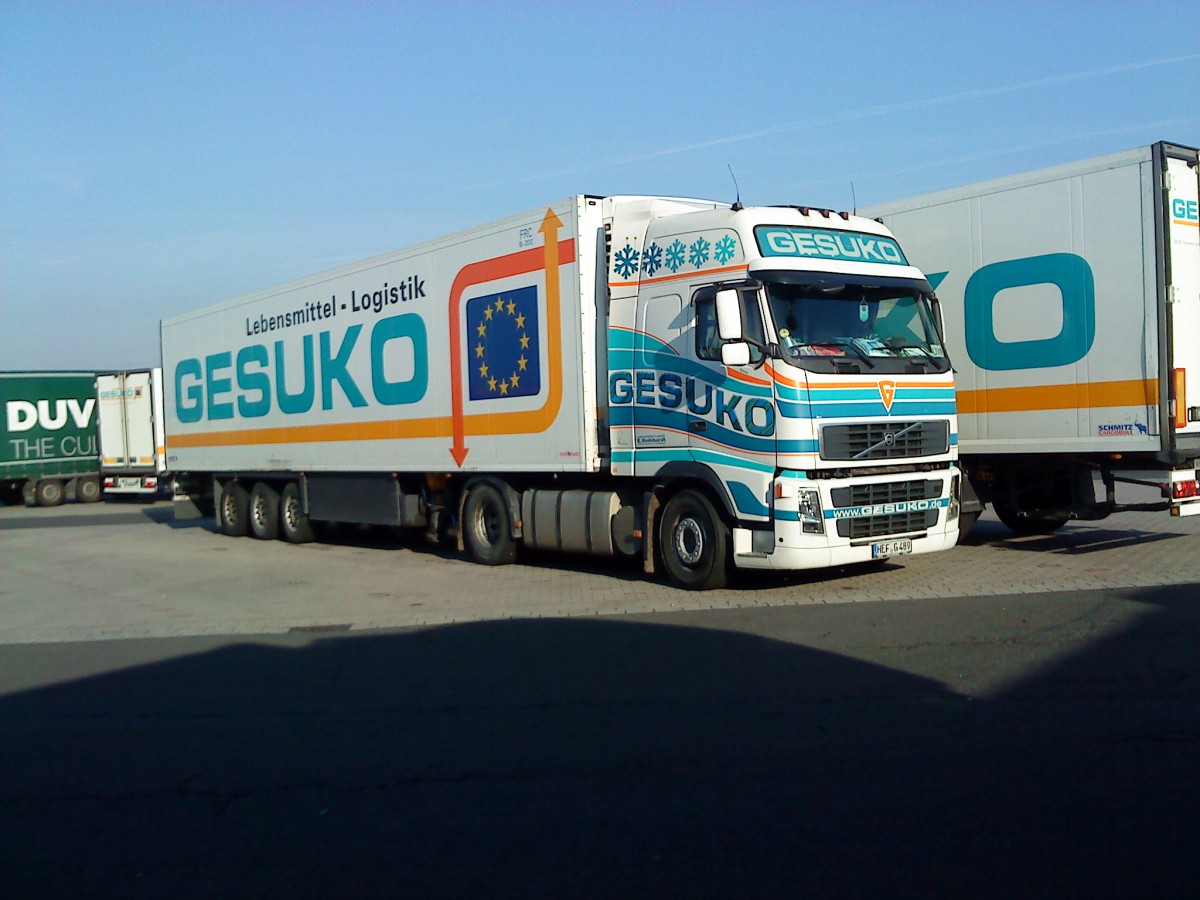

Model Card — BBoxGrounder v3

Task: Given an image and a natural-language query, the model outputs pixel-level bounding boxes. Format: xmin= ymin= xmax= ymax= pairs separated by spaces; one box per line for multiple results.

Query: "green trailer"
xmin=0 ymin=371 xmax=101 ymax=506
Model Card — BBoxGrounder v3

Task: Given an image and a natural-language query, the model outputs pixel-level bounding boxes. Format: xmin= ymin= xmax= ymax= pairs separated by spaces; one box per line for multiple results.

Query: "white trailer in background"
xmin=863 ymin=141 xmax=1200 ymax=536
xmin=97 ymin=368 xmax=168 ymax=496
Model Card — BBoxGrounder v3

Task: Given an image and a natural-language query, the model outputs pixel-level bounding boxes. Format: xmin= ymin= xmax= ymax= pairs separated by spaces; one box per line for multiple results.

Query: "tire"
xmin=279 ymin=481 xmax=315 ymax=544
xmin=249 ymin=482 xmax=281 ymax=540
xmin=76 ymin=476 xmax=102 ymax=504
xmin=659 ymin=488 xmax=729 ymax=590
xmin=34 ymin=479 xmax=65 ymax=508
xmin=217 ymin=481 xmax=250 ymax=537
xmin=462 ymin=483 xmax=517 ymax=566
xmin=992 ymin=497 xmax=1069 ymax=536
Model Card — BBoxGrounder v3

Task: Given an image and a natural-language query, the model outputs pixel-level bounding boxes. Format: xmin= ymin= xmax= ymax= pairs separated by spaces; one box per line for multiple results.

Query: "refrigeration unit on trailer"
xmin=863 ymin=141 xmax=1200 ymax=536
xmin=1 ymin=371 xmax=100 ymax=506
xmin=97 ymin=368 xmax=168 ymax=496
xmin=162 ymin=195 xmax=960 ymax=588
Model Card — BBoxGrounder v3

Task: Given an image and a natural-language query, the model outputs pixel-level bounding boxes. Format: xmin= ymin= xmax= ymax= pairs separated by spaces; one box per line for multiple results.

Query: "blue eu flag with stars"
xmin=467 ymin=286 xmax=541 ymax=401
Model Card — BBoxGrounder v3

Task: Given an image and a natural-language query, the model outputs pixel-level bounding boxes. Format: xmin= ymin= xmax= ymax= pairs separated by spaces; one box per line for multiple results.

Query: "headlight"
xmin=798 ymin=489 xmax=824 ymax=534
xmin=949 ymin=474 xmax=960 ymax=520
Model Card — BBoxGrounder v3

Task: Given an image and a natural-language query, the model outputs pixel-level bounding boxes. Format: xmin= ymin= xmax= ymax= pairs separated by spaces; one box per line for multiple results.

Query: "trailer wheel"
xmin=992 ymin=498 xmax=1069 ymax=536
xmin=279 ymin=482 xmax=315 ymax=544
xmin=463 ymin=483 xmax=517 ymax=566
xmin=34 ymin=479 xmax=65 ymax=508
xmin=76 ymin=476 xmax=102 ymax=504
xmin=217 ymin=481 xmax=250 ymax=537
xmin=659 ymin=488 xmax=728 ymax=590
xmin=249 ymin=482 xmax=281 ymax=540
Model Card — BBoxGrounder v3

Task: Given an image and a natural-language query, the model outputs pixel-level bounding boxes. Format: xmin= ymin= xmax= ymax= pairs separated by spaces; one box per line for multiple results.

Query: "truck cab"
xmin=605 ymin=199 xmax=960 ymax=586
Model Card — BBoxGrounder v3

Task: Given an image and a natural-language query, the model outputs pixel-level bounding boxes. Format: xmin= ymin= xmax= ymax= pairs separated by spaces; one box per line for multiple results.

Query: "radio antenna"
xmin=850 ymin=181 xmax=858 ymax=215
xmin=728 ymin=165 xmax=743 ymax=210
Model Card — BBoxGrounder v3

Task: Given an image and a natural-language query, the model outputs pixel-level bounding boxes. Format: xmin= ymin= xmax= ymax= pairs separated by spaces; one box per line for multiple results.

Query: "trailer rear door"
xmin=98 ymin=371 xmax=158 ymax=473
xmin=1164 ymin=147 xmax=1200 ymax=445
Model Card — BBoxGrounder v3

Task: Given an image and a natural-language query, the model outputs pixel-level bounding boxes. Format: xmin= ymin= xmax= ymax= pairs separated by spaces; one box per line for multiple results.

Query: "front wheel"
xmin=462 ymin=483 xmax=517 ymax=566
xmin=659 ymin=489 xmax=729 ymax=590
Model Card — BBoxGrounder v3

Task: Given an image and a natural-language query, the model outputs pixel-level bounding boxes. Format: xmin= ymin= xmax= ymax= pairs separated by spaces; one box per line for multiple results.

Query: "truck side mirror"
xmin=720 ymin=342 xmax=752 ymax=367
xmin=930 ymin=294 xmax=946 ymax=341
xmin=715 ymin=289 xmax=743 ymax=341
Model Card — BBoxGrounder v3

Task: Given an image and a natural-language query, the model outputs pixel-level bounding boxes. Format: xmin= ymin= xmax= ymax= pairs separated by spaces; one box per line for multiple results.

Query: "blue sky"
xmin=3 ymin=1 xmax=1198 ymax=370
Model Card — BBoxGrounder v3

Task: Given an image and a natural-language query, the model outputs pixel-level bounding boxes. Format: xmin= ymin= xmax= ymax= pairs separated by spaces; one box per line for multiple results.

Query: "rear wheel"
xmin=34 ymin=479 xmax=65 ymax=508
xmin=249 ymin=482 xmax=281 ymax=540
xmin=462 ymin=483 xmax=517 ymax=566
xmin=76 ymin=476 xmax=102 ymax=504
xmin=279 ymin=482 xmax=315 ymax=544
xmin=659 ymin=489 xmax=729 ymax=590
xmin=217 ymin=481 xmax=250 ymax=536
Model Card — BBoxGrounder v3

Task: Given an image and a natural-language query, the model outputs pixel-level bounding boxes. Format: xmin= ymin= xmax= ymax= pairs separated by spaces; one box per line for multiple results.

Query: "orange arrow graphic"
xmin=448 ymin=207 xmax=573 ymax=466
xmin=170 ymin=210 xmax=574 ymax=456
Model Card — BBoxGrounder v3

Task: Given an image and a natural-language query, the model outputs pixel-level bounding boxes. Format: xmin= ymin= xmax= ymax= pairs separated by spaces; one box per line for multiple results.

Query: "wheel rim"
xmin=475 ymin=501 xmax=501 ymax=547
xmin=283 ymin=497 xmax=300 ymax=531
xmin=673 ymin=516 xmax=705 ymax=566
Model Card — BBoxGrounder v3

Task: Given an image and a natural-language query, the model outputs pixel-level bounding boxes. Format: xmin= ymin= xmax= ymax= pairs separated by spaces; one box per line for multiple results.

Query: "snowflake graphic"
xmin=688 ymin=237 xmax=711 ymax=268
xmin=642 ymin=242 xmax=663 ymax=277
xmin=665 ymin=240 xmax=686 ymax=272
xmin=714 ymin=234 xmax=738 ymax=265
xmin=614 ymin=244 xmax=640 ymax=279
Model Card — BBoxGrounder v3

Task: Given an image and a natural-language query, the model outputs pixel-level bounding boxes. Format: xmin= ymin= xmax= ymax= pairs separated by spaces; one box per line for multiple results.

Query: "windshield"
xmin=765 ymin=281 xmax=949 ymax=374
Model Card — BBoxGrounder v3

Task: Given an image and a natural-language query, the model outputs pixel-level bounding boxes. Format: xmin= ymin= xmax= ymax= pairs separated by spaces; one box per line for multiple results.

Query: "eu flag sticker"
xmin=467 ymin=285 xmax=541 ymax=401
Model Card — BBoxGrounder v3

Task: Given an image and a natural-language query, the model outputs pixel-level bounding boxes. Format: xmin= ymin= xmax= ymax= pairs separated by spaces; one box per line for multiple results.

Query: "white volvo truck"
xmin=162 ymin=195 xmax=960 ymax=588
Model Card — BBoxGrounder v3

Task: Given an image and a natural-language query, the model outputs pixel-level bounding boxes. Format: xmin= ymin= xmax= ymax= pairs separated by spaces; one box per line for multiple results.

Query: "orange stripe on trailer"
xmin=957 ymin=378 xmax=1158 ymax=415
xmin=166 ymin=414 xmax=455 ymax=449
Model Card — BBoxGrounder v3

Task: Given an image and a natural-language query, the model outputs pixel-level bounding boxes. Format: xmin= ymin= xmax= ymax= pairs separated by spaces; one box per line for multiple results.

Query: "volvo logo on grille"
xmin=855 ymin=422 xmax=920 ymax=459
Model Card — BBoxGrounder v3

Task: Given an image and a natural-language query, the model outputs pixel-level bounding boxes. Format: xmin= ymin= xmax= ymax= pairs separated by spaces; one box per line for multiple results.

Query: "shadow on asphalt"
xmin=965 ymin=518 xmax=1192 ymax=554
xmin=1 ymin=583 xmax=1196 ymax=898
xmin=137 ymin=506 xmax=906 ymax=589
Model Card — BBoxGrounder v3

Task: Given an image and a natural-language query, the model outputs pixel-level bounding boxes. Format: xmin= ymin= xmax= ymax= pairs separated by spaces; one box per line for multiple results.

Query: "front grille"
xmin=829 ymin=477 xmax=943 ymax=539
xmin=820 ymin=420 xmax=949 ymax=461
xmin=830 ymin=479 xmax=941 ymax=509
xmin=835 ymin=509 xmax=938 ymax=539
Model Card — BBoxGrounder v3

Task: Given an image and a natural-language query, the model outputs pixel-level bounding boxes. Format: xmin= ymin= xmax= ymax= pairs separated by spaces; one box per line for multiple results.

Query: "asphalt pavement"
xmin=0 ymin=501 xmax=1197 ymax=897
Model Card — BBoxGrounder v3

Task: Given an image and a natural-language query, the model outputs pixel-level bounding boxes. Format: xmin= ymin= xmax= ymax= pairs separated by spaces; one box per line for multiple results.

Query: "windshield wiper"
xmin=882 ymin=338 xmax=939 ymax=366
xmin=822 ymin=339 xmax=876 ymax=368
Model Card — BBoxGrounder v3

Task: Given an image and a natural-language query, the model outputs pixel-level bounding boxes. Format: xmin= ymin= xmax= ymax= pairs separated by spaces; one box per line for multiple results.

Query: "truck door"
xmin=688 ymin=285 xmax=776 ymax=523
xmin=1165 ymin=149 xmax=1200 ymax=442
xmin=631 ymin=292 xmax=690 ymax=477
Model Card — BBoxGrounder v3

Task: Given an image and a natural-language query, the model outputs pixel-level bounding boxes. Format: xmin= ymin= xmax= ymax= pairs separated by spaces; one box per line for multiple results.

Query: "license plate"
xmin=871 ymin=538 xmax=912 ymax=558
xmin=119 ymin=477 xmax=142 ymax=488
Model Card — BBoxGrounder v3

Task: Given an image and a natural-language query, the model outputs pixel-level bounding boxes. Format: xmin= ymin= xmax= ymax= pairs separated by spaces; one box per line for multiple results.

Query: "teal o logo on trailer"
xmin=964 ymin=253 xmax=1095 ymax=371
